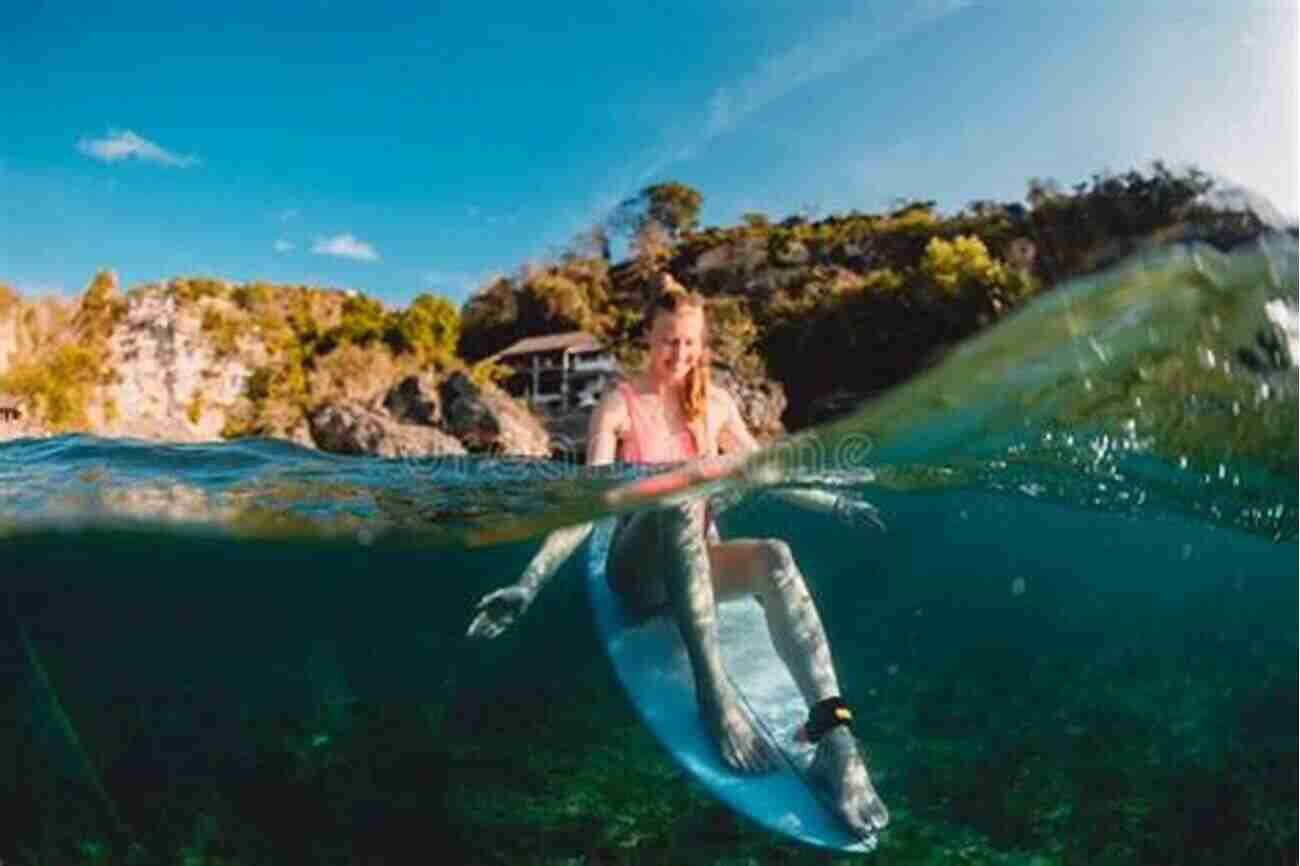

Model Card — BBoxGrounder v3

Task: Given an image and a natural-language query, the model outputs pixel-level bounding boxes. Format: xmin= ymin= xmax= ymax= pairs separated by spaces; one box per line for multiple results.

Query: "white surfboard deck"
xmin=586 ymin=518 xmax=875 ymax=853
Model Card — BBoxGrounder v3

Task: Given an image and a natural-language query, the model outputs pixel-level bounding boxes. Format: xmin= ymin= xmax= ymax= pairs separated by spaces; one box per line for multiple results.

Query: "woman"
xmin=466 ymin=281 xmax=889 ymax=840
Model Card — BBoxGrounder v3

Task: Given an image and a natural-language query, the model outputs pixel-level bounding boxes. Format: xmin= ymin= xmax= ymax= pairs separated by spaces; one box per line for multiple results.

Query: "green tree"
xmin=644 ymin=181 xmax=703 ymax=236
xmin=569 ymin=224 xmax=611 ymax=261
xmin=1026 ymin=177 xmax=1062 ymax=210
xmin=335 ymin=295 xmax=387 ymax=345
xmin=73 ymin=269 xmax=121 ymax=339
xmin=457 ymin=258 xmax=615 ymax=361
xmin=615 ymin=181 xmax=704 ymax=241
xmin=705 ymin=295 xmax=763 ymax=376
xmin=384 ymin=293 xmax=461 ymax=360
xmin=920 ymin=235 xmax=1006 ymax=297
xmin=459 ymin=277 xmax=519 ymax=360
xmin=630 ymin=218 xmax=672 ymax=281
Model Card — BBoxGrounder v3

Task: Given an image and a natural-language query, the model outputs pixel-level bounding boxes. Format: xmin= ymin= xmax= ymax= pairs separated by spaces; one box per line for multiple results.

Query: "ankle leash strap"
xmin=803 ymin=696 xmax=853 ymax=743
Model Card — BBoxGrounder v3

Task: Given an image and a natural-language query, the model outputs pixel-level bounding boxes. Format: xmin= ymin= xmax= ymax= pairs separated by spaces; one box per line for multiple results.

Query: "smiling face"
xmin=647 ymin=305 xmax=705 ymax=387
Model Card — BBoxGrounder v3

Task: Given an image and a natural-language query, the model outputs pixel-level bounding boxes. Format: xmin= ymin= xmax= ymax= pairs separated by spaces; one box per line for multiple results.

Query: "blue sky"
xmin=2 ymin=0 xmax=1295 ymax=307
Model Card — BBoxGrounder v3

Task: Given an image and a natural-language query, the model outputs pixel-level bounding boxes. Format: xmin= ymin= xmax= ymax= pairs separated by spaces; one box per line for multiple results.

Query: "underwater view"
xmin=3 ymin=238 xmax=1296 ymax=865
xmin=4 ymin=2 xmax=1298 ymax=863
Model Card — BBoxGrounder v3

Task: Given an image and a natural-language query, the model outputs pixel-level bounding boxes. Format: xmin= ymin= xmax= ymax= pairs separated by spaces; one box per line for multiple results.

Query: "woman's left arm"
xmin=718 ymin=388 xmax=885 ymax=530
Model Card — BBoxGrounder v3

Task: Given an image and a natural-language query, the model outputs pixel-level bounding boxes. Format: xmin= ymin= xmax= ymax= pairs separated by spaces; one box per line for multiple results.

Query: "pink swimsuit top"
xmin=616 ymin=381 xmax=699 ymax=464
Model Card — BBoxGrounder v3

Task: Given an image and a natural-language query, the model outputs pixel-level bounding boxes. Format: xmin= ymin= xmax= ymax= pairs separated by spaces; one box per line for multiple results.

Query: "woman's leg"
xmin=609 ymin=508 xmax=889 ymax=834
xmin=607 ymin=501 xmax=772 ymax=773
xmin=657 ymin=500 xmax=773 ymax=773
xmin=708 ymin=538 xmax=836 ymax=706
xmin=606 ymin=510 xmax=670 ymax=614
xmin=709 ymin=537 xmax=890 ymax=836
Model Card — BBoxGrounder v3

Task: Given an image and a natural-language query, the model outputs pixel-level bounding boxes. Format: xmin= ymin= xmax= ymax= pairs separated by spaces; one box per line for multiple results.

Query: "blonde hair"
xmin=645 ymin=274 xmax=715 ymax=457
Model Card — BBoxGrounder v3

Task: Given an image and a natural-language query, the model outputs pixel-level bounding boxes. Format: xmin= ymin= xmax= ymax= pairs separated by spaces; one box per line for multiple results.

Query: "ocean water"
xmin=2 ymin=240 xmax=1297 ymax=865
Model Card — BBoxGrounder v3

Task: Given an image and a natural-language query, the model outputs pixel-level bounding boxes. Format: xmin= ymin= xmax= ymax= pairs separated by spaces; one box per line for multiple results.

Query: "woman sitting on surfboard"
xmin=467 ymin=275 xmax=889 ymax=840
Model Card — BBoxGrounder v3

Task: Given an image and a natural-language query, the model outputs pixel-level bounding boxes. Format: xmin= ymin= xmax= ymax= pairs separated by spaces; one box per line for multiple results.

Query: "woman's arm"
xmin=769 ymin=486 xmax=885 ymax=529
xmin=465 ymin=521 xmax=594 ymax=639
xmin=466 ymin=387 xmax=627 ymax=640
xmin=717 ymin=389 xmax=884 ymax=530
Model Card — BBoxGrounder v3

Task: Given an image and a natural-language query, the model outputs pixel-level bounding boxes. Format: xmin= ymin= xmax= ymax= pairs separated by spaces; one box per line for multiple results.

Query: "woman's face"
xmin=647 ymin=307 xmax=705 ymax=385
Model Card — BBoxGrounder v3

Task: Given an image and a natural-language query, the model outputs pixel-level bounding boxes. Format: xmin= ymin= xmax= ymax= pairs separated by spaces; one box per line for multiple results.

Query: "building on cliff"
xmin=491 ymin=330 xmax=619 ymax=413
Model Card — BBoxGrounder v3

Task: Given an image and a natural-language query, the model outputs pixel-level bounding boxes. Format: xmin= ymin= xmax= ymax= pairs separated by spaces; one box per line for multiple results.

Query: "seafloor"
xmin=4 ymin=493 xmax=1296 ymax=866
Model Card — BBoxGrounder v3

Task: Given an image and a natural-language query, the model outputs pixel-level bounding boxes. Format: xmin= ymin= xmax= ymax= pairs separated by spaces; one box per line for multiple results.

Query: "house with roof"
xmin=491 ymin=330 xmax=620 ymax=413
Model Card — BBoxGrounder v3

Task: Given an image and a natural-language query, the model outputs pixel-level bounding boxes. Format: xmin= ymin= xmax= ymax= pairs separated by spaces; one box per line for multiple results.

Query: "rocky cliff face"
xmin=0 ymin=312 xmax=19 ymax=373
xmin=93 ymin=288 xmax=256 ymax=441
xmin=711 ymin=365 xmax=786 ymax=441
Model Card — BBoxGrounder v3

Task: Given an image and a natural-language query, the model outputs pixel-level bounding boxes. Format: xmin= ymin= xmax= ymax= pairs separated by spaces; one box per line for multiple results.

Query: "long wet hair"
xmin=644 ymin=274 xmax=714 ymax=457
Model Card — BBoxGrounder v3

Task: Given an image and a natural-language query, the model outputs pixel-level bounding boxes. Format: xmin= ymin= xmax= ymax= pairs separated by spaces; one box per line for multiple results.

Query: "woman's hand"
xmin=767 ymin=486 xmax=887 ymax=531
xmin=466 ymin=585 xmax=535 ymax=640
xmin=831 ymin=494 xmax=886 ymax=531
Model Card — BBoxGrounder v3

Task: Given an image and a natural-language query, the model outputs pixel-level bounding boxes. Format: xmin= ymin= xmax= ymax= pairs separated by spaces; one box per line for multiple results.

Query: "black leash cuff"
xmin=803 ymin=696 xmax=853 ymax=743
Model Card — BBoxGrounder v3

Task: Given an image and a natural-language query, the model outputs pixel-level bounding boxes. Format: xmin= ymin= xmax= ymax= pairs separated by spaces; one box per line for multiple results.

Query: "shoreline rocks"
xmin=436 ymin=371 xmax=552 ymax=456
xmin=305 ymin=370 xmax=554 ymax=459
xmin=307 ymin=401 xmax=467 ymax=458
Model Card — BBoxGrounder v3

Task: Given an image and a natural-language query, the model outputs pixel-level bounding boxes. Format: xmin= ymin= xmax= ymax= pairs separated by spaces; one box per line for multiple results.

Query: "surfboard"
xmin=585 ymin=518 xmax=875 ymax=853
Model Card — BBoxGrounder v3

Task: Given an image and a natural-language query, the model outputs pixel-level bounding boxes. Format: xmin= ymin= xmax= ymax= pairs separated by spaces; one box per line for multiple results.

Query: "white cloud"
xmin=77 ymin=129 xmax=200 ymax=167
xmin=273 ymin=239 xmax=295 ymax=253
xmin=311 ymin=233 xmax=380 ymax=262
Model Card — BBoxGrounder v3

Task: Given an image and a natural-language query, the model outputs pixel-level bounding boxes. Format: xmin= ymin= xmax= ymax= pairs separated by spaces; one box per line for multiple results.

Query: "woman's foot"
xmin=699 ymin=681 xmax=774 ymax=773
xmin=808 ymin=726 xmax=889 ymax=839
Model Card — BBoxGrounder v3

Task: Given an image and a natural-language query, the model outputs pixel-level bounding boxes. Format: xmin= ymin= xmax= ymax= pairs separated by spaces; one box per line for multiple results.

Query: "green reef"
xmin=6 ymin=610 xmax=1294 ymax=866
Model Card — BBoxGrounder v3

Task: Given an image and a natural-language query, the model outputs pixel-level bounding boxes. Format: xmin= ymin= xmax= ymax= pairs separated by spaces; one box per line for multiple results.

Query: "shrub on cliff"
xmin=72 ymin=269 xmax=125 ymax=341
xmin=459 ymin=257 xmax=614 ymax=361
xmin=0 ymin=282 xmax=18 ymax=316
xmin=0 ymin=342 xmax=102 ymax=429
xmin=201 ymin=308 xmax=241 ymax=358
xmin=167 ymin=277 xmax=229 ymax=304
xmin=383 ymin=292 xmax=460 ymax=363
xmin=0 ymin=271 xmax=121 ymax=430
